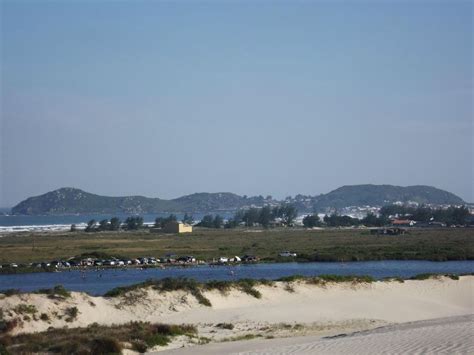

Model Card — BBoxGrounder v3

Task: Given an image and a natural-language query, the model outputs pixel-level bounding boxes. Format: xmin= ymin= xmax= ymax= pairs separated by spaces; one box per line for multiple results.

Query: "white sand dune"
xmin=164 ymin=315 xmax=474 ymax=355
xmin=1 ymin=276 xmax=473 ymax=353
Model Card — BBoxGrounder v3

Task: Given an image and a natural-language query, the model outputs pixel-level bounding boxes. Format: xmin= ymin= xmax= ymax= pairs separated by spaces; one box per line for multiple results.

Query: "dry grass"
xmin=0 ymin=321 xmax=197 ymax=354
xmin=0 ymin=228 xmax=472 ymax=265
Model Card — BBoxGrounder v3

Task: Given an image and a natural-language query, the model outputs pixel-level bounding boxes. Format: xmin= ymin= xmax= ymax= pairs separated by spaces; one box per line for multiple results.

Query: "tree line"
xmin=301 ymin=205 xmax=470 ymax=228
xmin=81 ymin=216 xmax=144 ymax=232
xmin=74 ymin=204 xmax=470 ymax=232
xmin=379 ymin=205 xmax=470 ymax=226
xmin=226 ymin=204 xmax=298 ymax=228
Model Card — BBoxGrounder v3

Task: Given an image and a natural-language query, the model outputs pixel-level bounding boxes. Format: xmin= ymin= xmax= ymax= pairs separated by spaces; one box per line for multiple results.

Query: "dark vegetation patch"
xmin=104 ymin=277 xmax=271 ymax=306
xmin=12 ymin=304 xmax=37 ymax=315
xmin=0 ymin=290 xmax=20 ymax=297
xmin=277 ymin=274 xmax=375 ymax=284
xmin=0 ymin=321 xmax=196 ymax=354
xmin=35 ymin=285 xmax=71 ymax=299
xmin=216 ymin=323 xmax=234 ymax=330
xmin=64 ymin=307 xmax=79 ymax=322
xmin=410 ymin=273 xmax=460 ymax=281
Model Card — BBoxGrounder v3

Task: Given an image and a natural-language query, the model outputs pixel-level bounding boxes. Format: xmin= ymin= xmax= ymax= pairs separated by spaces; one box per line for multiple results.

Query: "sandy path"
xmin=163 ymin=315 xmax=474 ymax=355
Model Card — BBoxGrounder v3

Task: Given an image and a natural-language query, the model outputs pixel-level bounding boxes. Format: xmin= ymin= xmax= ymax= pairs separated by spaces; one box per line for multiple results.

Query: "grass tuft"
xmin=35 ymin=285 xmax=71 ymax=299
xmin=0 ymin=321 xmax=196 ymax=354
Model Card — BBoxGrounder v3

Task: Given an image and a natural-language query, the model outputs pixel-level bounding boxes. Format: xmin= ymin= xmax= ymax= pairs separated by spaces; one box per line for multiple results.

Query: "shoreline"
xmin=2 ymin=258 xmax=474 ymax=276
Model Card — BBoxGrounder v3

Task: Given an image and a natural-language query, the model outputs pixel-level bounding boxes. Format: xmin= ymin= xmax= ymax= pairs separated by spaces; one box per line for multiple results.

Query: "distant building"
xmin=162 ymin=221 xmax=193 ymax=234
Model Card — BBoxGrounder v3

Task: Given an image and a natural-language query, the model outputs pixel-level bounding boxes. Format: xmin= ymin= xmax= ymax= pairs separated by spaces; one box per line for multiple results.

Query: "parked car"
xmin=241 ymin=255 xmax=259 ymax=263
xmin=279 ymin=251 xmax=297 ymax=257
xmin=177 ymin=256 xmax=196 ymax=264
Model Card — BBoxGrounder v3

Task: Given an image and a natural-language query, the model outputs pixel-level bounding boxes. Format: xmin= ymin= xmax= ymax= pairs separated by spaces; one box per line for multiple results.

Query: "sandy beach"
xmin=1 ymin=276 xmax=473 ymax=353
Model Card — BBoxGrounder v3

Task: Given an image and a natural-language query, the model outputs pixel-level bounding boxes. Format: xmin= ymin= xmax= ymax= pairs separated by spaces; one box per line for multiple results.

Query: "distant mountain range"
xmin=11 ymin=185 xmax=465 ymax=215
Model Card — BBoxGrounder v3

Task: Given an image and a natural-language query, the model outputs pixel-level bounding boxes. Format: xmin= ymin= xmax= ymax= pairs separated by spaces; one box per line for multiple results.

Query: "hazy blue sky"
xmin=1 ymin=0 xmax=472 ymax=206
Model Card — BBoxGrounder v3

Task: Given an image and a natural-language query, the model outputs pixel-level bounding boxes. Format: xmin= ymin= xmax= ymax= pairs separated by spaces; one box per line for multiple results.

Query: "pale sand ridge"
xmin=1 ymin=276 xmax=472 ymax=353
xmin=163 ymin=315 xmax=474 ymax=355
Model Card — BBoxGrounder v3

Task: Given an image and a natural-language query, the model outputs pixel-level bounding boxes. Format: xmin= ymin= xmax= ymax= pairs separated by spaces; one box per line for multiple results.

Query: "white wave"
xmin=0 ymin=223 xmax=87 ymax=234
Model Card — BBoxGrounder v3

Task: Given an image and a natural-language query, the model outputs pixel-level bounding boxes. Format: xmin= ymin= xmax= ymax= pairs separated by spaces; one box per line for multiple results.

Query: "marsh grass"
xmin=1 ymin=228 xmax=472 ymax=266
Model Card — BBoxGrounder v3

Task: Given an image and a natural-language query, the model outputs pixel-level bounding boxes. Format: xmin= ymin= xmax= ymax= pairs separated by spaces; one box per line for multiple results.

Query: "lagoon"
xmin=1 ymin=260 xmax=473 ymax=295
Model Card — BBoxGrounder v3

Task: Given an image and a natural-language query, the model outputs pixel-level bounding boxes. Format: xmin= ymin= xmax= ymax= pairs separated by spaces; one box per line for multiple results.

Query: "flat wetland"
xmin=0 ymin=227 xmax=472 ymax=264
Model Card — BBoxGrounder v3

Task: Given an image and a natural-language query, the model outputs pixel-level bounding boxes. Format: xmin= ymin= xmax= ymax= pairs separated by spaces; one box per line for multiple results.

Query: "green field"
xmin=0 ymin=227 xmax=473 ymax=264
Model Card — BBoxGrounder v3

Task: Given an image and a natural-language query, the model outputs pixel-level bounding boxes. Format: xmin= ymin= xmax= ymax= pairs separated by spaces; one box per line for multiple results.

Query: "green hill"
xmin=11 ymin=185 xmax=465 ymax=215
xmin=10 ymin=188 xmax=262 ymax=215
xmin=312 ymin=184 xmax=464 ymax=210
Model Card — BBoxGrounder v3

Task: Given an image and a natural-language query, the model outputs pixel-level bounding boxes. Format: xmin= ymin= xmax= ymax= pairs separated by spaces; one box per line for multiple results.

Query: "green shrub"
xmin=0 ymin=319 xmax=19 ymax=334
xmin=0 ymin=343 xmax=10 ymax=355
xmin=317 ymin=275 xmax=375 ymax=283
xmin=39 ymin=313 xmax=49 ymax=322
xmin=13 ymin=304 xmax=37 ymax=315
xmin=236 ymin=279 xmax=262 ymax=298
xmin=145 ymin=333 xmax=169 ymax=347
xmin=90 ymin=337 xmax=122 ymax=354
xmin=277 ymin=275 xmax=306 ymax=282
xmin=1 ymin=321 xmax=195 ymax=353
xmin=131 ymin=340 xmax=148 ymax=353
xmin=410 ymin=273 xmax=460 ymax=281
xmin=65 ymin=307 xmax=79 ymax=322
xmin=36 ymin=285 xmax=71 ymax=299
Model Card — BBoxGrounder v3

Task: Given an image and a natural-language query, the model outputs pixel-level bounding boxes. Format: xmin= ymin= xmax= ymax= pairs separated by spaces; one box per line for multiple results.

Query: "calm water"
xmin=0 ymin=261 xmax=472 ymax=295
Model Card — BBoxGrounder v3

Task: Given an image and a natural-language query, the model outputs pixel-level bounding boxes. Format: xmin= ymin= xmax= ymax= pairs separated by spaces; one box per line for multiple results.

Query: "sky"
xmin=0 ymin=0 xmax=472 ymax=207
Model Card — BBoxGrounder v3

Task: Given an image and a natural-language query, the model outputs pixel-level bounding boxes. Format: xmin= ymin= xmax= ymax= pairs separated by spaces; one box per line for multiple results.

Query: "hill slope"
xmin=11 ymin=185 xmax=465 ymax=215
xmin=10 ymin=188 xmax=262 ymax=215
xmin=312 ymin=184 xmax=464 ymax=210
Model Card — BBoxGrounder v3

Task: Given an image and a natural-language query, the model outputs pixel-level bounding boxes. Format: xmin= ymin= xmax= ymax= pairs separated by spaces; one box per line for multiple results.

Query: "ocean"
xmin=0 ymin=210 xmax=232 ymax=234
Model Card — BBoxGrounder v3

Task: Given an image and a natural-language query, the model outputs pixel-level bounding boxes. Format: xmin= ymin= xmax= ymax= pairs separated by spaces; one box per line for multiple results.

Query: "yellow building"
xmin=163 ymin=221 xmax=193 ymax=234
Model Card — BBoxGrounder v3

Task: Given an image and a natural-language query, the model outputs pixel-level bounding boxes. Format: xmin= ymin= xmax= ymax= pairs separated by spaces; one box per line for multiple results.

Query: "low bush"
xmin=277 ymin=275 xmax=306 ymax=282
xmin=13 ymin=304 xmax=37 ymax=315
xmin=64 ymin=307 xmax=79 ymax=322
xmin=131 ymin=340 xmax=148 ymax=353
xmin=0 ymin=321 xmax=196 ymax=354
xmin=410 ymin=273 xmax=460 ymax=281
xmin=0 ymin=318 xmax=19 ymax=334
xmin=90 ymin=337 xmax=122 ymax=354
xmin=317 ymin=275 xmax=375 ymax=283
xmin=36 ymin=285 xmax=71 ymax=299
